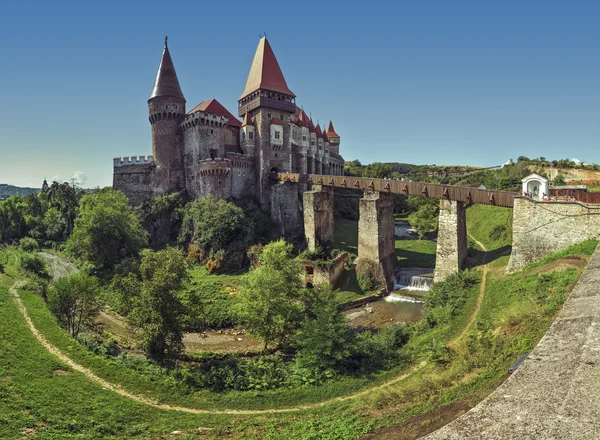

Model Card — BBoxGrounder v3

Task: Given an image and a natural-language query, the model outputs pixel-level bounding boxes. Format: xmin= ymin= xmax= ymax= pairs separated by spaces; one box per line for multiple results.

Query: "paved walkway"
xmin=426 ymin=245 xmax=600 ymax=439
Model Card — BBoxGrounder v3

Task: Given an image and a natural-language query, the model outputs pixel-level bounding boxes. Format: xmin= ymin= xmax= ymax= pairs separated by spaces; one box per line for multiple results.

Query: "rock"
xmin=237 ymin=337 xmax=243 ymax=341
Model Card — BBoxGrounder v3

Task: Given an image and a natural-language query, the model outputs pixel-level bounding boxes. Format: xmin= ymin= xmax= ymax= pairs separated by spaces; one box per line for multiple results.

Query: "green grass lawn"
xmin=0 ymin=234 xmax=595 ymax=439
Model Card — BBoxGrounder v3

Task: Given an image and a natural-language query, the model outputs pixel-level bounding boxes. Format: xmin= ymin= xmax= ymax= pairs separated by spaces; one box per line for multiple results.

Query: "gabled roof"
xmin=522 ymin=173 xmax=548 ymax=183
xmin=327 ymin=121 xmax=340 ymax=138
xmin=149 ymin=38 xmax=185 ymax=101
xmin=187 ymin=99 xmax=242 ymax=127
xmin=242 ymin=112 xmax=253 ymax=127
xmin=239 ymin=37 xmax=295 ymax=100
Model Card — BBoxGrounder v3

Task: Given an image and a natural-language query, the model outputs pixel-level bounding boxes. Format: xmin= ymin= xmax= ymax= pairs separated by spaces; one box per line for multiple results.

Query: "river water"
xmin=345 ymin=267 xmax=433 ymax=328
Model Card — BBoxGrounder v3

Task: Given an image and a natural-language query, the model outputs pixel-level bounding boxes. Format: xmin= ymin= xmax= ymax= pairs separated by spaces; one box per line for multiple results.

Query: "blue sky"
xmin=1 ymin=1 xmax=599 ymax=188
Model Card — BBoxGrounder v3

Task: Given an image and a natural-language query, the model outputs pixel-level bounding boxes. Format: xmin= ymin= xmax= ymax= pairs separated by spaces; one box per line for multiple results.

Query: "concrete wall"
xmin=434 ymin=200 xmax=468 ymax=283
xmin=355 ymin=191 xmax=397 ymax=292
xmin=303 ymin=185 xmax=334 ymax=251
xmin=507 ymin=197 xmax=600 ymax=272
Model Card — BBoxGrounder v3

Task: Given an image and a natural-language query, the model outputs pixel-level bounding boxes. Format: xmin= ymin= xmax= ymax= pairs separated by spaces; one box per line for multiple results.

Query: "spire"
xmin=327 ymin=121 xmax=340 ymax=138
xmin=239 ymin=37 xmax=295 ymax=100
xmin=315 ymin=123 xmax=322 ymax=137
xmin=149 ymin=36 xmax=185 ymax=102
xmin=242 ymin=112 xmax=253 ymax=127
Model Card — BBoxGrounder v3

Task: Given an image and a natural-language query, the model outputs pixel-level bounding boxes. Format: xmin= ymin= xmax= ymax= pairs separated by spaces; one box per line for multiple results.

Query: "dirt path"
xmin=9 ymin=276 xmax=423 ymax=414
xmin=451 ymin=235 xmax=489 ymax=345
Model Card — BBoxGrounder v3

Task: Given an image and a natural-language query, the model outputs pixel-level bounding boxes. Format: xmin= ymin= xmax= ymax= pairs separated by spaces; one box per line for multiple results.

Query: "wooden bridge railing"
xmin=276 ymin=173 xmax=517 ymax=208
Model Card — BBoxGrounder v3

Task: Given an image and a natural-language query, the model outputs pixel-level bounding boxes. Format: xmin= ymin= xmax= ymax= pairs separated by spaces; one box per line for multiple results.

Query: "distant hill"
xmin=0 ymin=184 xmax=39 ymax=200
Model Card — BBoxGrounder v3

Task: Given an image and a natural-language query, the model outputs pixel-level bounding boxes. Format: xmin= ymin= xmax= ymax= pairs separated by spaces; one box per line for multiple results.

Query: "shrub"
xmin=19 ymin=237 xmax=39 ymax=252
xmin=20 ymin=253 xmax=49 ymax=278
xmin=357 ymin=272 xmax=378 ymax=292
xmin=47 ymin=273 xmax=102 ymax=338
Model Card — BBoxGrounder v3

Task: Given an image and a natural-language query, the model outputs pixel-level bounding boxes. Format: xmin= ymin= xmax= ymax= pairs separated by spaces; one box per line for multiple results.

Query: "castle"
xmin=113 ymin=36 xmax=345 ymax=207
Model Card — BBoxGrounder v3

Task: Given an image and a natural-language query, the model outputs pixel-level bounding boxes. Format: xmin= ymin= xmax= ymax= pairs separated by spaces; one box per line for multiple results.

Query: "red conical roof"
xmin=187 ymin=98 xmax=242 ymax=127
xmin=149 ymin=38 xmax=185 ymax=101
xmin=315 ymin=124 xmax=322 ymax=136
xmin=298 ymin=110 xmax=309 ymax=127
xmin=327 ymin=121 xmax=340 ymax=138
xmin=242 ymin=112 xmax=253 ymax=127
xmin=239 ymin=37 xmax=295 ymax=100
xmin=308 ymin=116 xmax=315 ymax=132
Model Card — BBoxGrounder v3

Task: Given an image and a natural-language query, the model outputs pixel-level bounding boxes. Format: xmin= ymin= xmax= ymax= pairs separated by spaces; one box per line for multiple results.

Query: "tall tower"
xmin=238 ymin=36 xmax=296 ymax=207
xmin=148 ymin=36 xmax=186 ymax=192
xmin=327 ymin=121 xmax=340 ymax=155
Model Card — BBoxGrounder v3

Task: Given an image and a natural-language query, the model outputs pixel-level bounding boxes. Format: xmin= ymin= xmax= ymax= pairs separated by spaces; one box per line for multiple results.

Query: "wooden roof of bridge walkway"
xmin=277 ymin=173 xmax=517 ymax=208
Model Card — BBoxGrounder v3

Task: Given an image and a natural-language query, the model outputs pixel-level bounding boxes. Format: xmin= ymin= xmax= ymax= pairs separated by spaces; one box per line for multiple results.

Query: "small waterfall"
xmin=394 ymin=274 xmax=433 ymax=291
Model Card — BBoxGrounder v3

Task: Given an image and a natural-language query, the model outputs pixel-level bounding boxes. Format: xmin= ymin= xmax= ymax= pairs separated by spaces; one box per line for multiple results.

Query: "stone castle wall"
xmin=434 ymin=200 xmax=468 ymax=283
xmin=507 ymin=197 xmax=600 ymax=272
xmin=113 ymin=158 xmax=156 ymax=205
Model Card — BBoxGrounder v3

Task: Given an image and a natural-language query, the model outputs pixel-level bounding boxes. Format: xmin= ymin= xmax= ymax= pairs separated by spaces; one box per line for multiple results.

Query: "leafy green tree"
xmin=42 ymin=207 xmax=67 ymax=241
xmin=408 ymin=202 xmax=439 ymax=239
xmin=179 ymin=197 xmax=248 ymax=251
xmin=45 ymin=181 xmax=80 ymax=236
xmin=127 ymin=248 xmax=188 ymax=363
xmin=294 ymin=285 xmax=354 ymax=374
xmin=47 ymin=273 xmax=101 ymax=338
xmin=240 ymin=240 xmax=304 ymax=349
xmin=553 ymin=173 xmax=565 ymax=186
xmin=66 ymin=189 xmax=148 ymax=271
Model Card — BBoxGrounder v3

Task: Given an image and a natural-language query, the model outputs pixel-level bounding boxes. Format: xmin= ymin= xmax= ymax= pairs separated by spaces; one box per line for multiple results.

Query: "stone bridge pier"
xmin=303 ymin=185 xmax=334 ymax=251
xmin=434 ymin=199 xmax=468 ymax=283
xmin=355 ymin=191 xmax=397 ymax=292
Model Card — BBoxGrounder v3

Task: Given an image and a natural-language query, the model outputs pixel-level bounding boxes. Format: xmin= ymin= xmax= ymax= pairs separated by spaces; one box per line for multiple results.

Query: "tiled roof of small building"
xmin=187 ymin=99 xmax=242 ymax=127
xmin=271 ymin=118 xmax=283 ymax=125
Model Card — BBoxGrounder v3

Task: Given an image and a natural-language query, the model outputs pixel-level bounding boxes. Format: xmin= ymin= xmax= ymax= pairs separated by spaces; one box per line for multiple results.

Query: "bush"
xmin=19 ymin=237 xmax=39 ymax=252
xmin=20 ymin=253 xmax=49 ymax=278
xmin=357 ymin=272 xmax=378 ymax=292
xmin=47 ymin=273 xmax=102 ymax=337
xmin=423 ymin=270 xmax=477 ymax=328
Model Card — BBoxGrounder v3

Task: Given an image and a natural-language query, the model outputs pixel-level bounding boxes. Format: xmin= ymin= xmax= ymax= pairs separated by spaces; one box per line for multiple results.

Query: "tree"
xmin=126 ymin=248 xmax=188 ymax=363
xmin=553 ymin=173 xmax=565 ymax=186
xmin=66 ymin=189 xmax=148 ymax=271
xmin=294 ymin=285 xmax=354 ymax=374
xmin=407 ymin=201 xmax=439 ymax=239
xmin=47 ymin=273 xmax=101 ymax=338
xmin=240 ymin=240 xmax=304 ymax=349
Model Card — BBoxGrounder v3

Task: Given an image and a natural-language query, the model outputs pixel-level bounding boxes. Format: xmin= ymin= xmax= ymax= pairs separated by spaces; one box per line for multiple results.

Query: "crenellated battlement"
xmin=113 ymin=156 xmax=155 ymax=167
xmin=180 ymin=110 xmax=228 ymax=131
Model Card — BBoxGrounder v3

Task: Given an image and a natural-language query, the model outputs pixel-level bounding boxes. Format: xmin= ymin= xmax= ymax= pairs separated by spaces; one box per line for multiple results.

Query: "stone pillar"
xmin=303 ymin=185 xmax=334 ymax=251
xmin=270 ymin=181 xmax=303 ymax=239
xmin=355 ymin=191 xmax=397 ymax=292
xmin=434 ymin=199 xmax=468 ymax=283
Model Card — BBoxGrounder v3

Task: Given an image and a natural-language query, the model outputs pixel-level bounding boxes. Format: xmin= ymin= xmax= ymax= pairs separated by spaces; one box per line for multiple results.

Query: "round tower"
xmin=148 ymin=36 xmax=186 ymax=192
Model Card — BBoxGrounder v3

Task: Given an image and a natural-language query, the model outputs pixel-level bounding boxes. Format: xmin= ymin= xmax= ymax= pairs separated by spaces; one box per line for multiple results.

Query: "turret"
xmin=240 ymin=112 xmax=256 ymax=155
xmin=327 ymin=121 xmax=340 ymax=155
xmin=148 ymin=36 xmax=186 ymax=191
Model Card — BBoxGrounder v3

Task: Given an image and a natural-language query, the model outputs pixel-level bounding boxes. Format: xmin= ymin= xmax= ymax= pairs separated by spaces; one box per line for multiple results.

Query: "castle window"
xmin=303 ymin=136 xmax=307 ymax=141
xmin=268 ymin=113 xmax=271 ymax=118
xmin=249 ymin=132 xmax=254 ymax=140
xmin=211 ymin=129 xmax=214 ymax=134
xmin=274 ymin=131 xmax=280 ymax=139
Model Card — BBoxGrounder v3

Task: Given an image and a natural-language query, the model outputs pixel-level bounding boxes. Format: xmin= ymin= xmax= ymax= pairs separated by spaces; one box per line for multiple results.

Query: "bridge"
xmin=272 ymin=173 xmax=600 ymax=290
xmin=277 ymin=173 xmax=517 ymax=208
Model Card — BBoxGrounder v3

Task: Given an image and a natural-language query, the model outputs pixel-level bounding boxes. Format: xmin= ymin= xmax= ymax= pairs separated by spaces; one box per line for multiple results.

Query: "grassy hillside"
xmin=0 ymin=184 xmax=38 ymax=200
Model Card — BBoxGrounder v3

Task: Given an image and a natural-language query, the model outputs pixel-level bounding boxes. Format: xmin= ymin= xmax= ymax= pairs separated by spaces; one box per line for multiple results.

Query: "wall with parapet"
xmin=113 ymin=159 xmax=156 ymax=205
xmin=507 ymin=197 xmax=600 ymax=272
